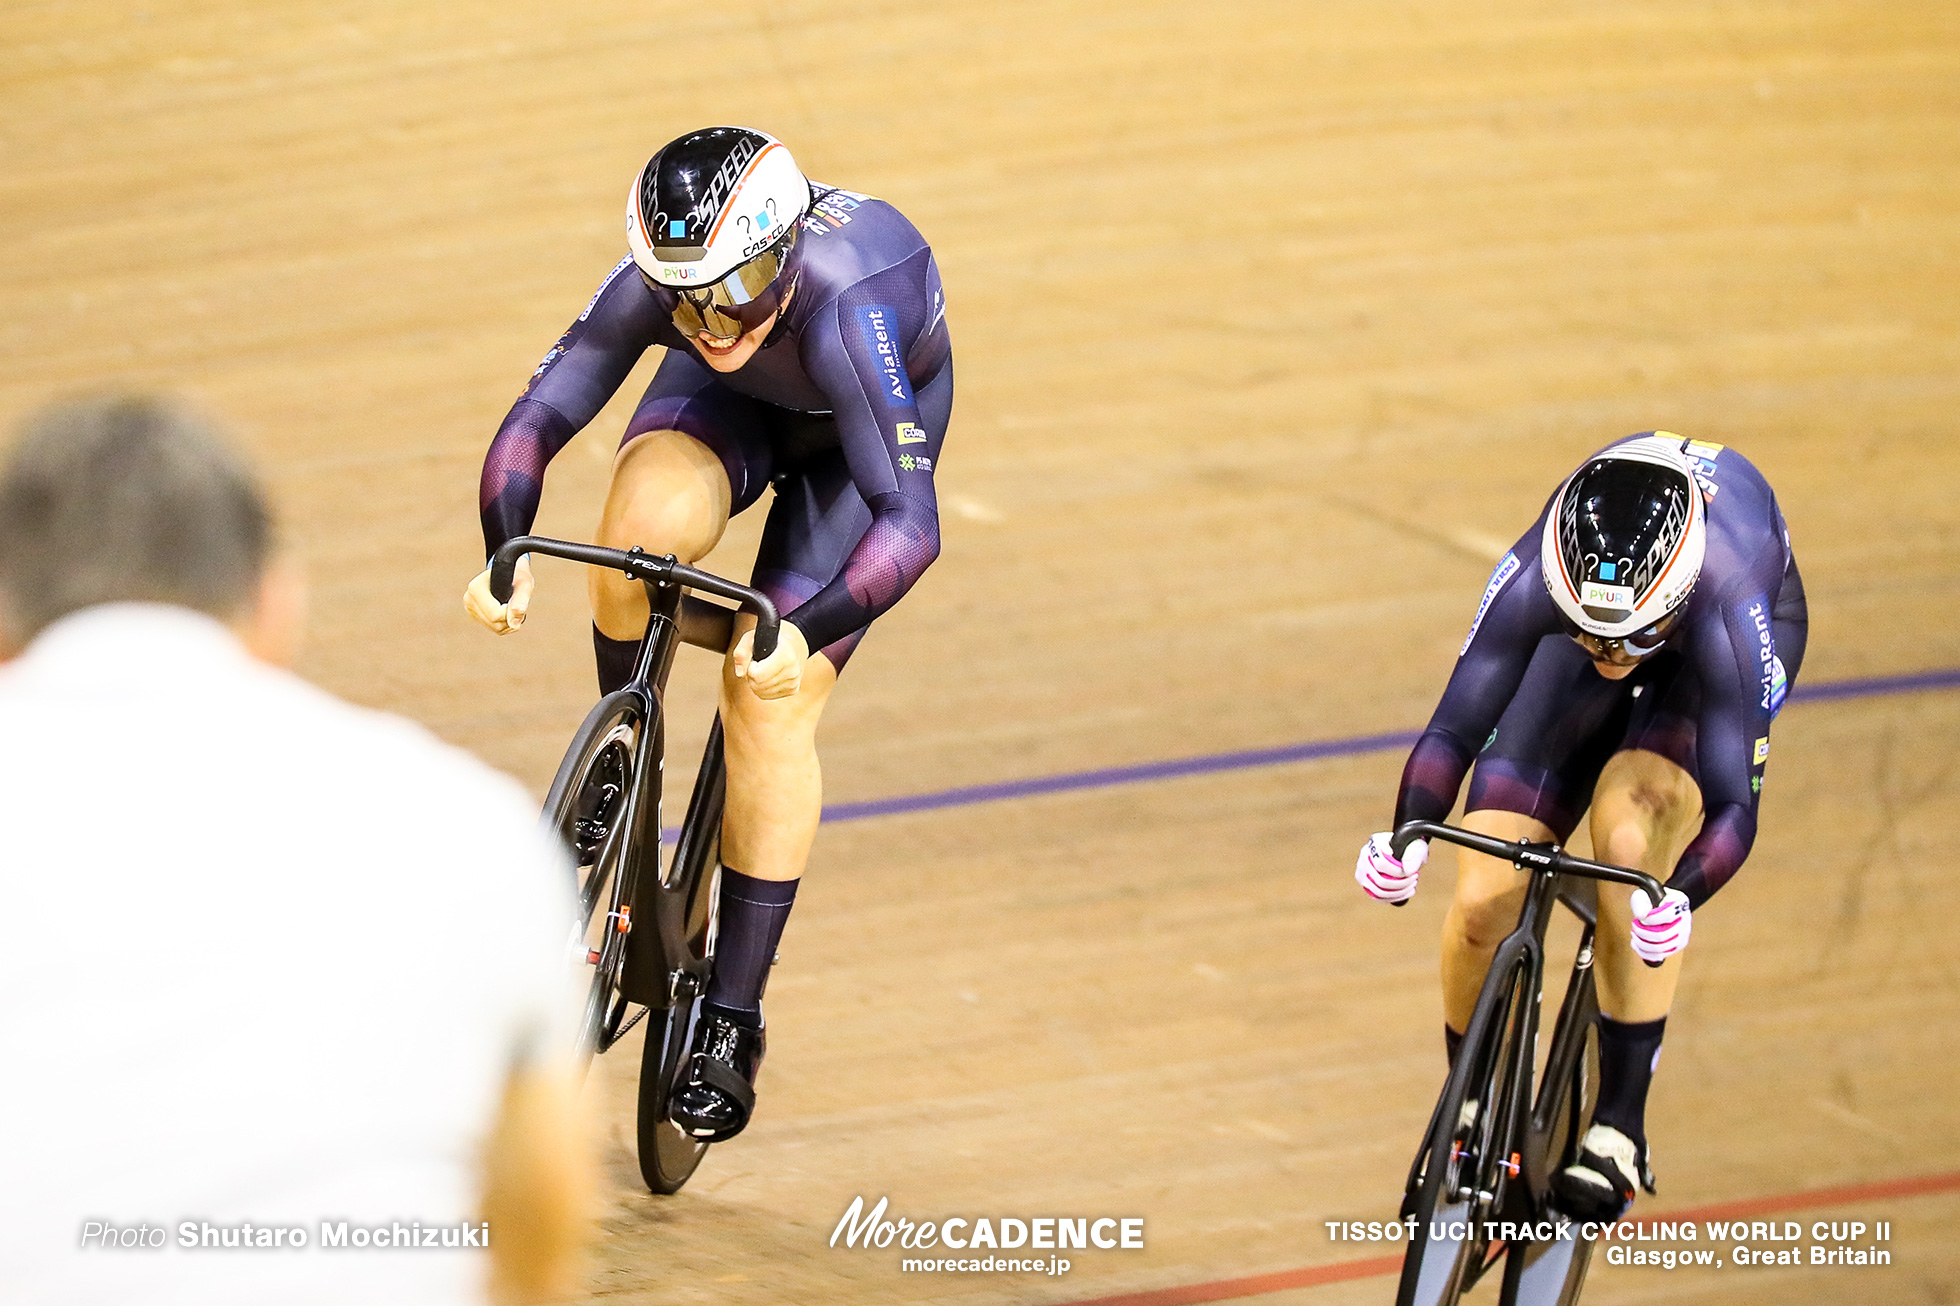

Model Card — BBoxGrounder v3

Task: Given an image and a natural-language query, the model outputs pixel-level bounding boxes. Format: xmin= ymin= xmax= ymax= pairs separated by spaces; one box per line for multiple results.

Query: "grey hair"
xmin=0 ymin=394 xmax=271 ymax=641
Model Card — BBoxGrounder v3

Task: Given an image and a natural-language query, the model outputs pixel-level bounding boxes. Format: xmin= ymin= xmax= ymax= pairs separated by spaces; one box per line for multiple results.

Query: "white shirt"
xmin=0 ymin=605 xmax=574 ymax=1305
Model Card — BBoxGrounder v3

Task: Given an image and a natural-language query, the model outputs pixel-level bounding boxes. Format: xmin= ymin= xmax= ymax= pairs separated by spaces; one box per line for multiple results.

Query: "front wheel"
xmin=632 ymin=724 xmax=725 ymax=1194
xmin=542 ymin=691 xmax=647 ymax=1065
xmin=1397 ymin=958 xmax=1534 ymax=1306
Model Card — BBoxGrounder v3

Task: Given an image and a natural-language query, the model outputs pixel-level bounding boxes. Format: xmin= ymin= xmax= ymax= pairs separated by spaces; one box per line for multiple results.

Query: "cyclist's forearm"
xmin=480 ymin=398 xmax=578 ymax=558
xmin=1664 ymin=802 xmax=1754 ymax=909
xmin=1393 ymin=728 xmax=1477 ymax=828
xmin=785 ymin=492 xmax=939 ymax=651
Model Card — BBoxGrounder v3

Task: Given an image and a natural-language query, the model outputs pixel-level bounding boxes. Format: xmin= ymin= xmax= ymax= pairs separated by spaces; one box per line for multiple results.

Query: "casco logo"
xmin=737 ymin=200 xmax=782 ymax=259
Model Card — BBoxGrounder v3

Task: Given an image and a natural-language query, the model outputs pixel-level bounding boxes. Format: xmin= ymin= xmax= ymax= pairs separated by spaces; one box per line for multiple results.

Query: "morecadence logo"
xmin=831 ymin=1196 xmax=1144 ymax=1276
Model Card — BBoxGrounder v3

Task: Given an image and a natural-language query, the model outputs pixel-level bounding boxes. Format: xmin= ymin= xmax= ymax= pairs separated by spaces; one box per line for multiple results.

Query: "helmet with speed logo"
xmin=1542 ymin=435 xmax=1708 ymax=665
xmin=625 ymin=127 xmax=812 ymax=342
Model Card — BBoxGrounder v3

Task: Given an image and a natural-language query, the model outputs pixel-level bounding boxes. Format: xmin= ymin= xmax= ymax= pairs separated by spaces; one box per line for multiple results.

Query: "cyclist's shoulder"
xmin=793 ymin=184 xmax=934 ymax=310
xmin=570 ymin=255 xmax=669 ymax=335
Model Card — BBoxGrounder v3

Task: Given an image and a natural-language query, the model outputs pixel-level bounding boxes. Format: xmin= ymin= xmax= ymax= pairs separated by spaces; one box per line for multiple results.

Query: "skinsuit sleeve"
xmin=1665 ymin=589 xmax=1778 ymax=907
xmin=1393 ymin=541 xmax=1557 ymax=828
xmin=478 ymin=258 xmax=663 ymax=558
xmin=784 ymin=260 xmax=945 ymax=651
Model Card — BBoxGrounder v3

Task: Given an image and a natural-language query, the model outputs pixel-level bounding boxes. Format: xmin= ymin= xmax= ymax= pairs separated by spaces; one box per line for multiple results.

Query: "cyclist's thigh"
xmin=1600 ymin=651 xmax=1705 ymax=869
xmin=603 ymin=350 xmax=777 ymax=543
xmin=751 ymin=443 xmax=874 ymax=672
xmin=746 ymin=364 xmax=951 ymax=674
xmin=1465 ymin=635 xmax=1638 ymax=842
xmin=1453 ymin=808 xmax=1558 ymax=926
xmin=1590 ymin=750 xmax=1703 ymax=871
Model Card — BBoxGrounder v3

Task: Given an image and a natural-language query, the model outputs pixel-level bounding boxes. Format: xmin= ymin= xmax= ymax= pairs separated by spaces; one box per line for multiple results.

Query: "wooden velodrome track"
xmin=5 ymin=1 xmax=1959 ymax=1301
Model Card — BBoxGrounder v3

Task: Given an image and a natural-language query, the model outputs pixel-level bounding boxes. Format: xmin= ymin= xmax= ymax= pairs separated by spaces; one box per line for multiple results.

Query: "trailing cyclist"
xmin=464 ymin=126 xmax=952 ymax=1142
xmin=1354 ymin=433 xmax=1806 ymax=1221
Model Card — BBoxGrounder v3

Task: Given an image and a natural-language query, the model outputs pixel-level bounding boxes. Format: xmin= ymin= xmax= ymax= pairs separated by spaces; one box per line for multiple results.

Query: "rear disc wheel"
xmin=638 ymin=997 xmax=709 ymax=1193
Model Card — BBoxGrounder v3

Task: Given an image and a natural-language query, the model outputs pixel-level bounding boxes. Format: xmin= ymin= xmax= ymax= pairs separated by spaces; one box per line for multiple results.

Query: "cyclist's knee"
xmin=1449 ymin=858 xmax=1526 ymax=951
xmin=720 ymin=652 xmax=835 ymax=745
xmin=1596 ymin=821 xmax=1651 ymax=872
xmin=598 ymin=430 xmax=731 ymax=563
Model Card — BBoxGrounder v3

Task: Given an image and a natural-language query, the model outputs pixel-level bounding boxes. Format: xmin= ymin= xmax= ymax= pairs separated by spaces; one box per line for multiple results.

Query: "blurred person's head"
xmin=0 ymin=394 xmax=301 ymax=660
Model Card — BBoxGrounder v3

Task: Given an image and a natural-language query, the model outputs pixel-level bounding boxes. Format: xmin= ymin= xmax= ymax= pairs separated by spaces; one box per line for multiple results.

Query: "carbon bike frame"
xmin=1393 ymin=821 xmax=1664 ymax=1304
xmin=492 ymin=534 xmax=781 ymax=1027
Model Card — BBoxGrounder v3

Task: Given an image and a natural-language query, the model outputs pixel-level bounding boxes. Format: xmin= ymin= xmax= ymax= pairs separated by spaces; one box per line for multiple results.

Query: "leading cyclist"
xmin=464 ymin=127 xmax=951 ymax=1142
xmin=1355 ymin=433 xmax=1806 ymax=1220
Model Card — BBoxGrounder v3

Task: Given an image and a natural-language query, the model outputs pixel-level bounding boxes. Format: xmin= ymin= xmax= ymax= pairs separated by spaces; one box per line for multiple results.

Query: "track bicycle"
xmin=1392 ymin=820 xmax=1667 ymax=1306
xmin=490 ymin=533 xmax=780 ymax=1195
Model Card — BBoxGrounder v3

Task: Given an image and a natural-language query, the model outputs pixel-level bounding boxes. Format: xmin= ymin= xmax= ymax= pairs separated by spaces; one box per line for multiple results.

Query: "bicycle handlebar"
xmin=1392 ymin=819 xmax=1667 ymax=906
xmin=490 ymin=535 xmax=781 ymax=662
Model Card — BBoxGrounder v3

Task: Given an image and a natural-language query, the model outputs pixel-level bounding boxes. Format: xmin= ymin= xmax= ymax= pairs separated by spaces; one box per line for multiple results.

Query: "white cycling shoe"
xmin=1551 ymin=1123 xmax=1656 ymax=1222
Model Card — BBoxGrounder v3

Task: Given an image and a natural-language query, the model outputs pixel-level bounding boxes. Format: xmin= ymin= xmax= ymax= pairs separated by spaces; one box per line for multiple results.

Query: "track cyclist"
xmin=464 ymin=127 xmax=951 ymax=1142
xmin=1355 ymin=433 xmax=1806 ymax=1221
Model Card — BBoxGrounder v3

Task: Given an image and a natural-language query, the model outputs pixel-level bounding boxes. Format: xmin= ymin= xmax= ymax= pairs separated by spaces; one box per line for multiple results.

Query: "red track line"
xmin=1051 ymin=1169 xmax=1960 ymax=1306
xmin=1051 ymin=1255 xmax=1403 ymax=1306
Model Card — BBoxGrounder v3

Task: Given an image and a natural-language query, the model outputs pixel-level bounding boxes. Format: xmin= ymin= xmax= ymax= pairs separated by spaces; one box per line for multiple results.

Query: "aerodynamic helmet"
xmin=625 ymin=127 xmax=812 ymax=342
xmin=1541 ymin=434 xmax=1708 ymax=664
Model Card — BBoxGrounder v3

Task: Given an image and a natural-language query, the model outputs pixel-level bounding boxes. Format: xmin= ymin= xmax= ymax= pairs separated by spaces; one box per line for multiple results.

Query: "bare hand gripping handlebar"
xmin=490 ymin=535 xmax=782 ymax=662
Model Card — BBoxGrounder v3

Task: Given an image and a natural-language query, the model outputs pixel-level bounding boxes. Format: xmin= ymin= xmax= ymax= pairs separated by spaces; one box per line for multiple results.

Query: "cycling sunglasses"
xmin=647 ymin=227 xmax=799 ymax=343
xmin=1561 ymin=608 xmax=1683 ymax=667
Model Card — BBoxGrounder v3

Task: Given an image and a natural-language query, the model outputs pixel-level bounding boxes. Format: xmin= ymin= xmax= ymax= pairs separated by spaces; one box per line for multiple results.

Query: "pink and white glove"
xmin=1629 ymin=887 xmax=1693 ymax=963
xmin=1356 ymin=832 xmax=1428 ymax=905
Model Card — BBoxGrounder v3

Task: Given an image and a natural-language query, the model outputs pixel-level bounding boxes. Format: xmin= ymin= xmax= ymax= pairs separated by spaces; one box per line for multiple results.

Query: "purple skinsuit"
xmin=1393 ymin=436 xmax=1808 ymax=907
xmin=478 ymin=185 xmax=952 ymax=667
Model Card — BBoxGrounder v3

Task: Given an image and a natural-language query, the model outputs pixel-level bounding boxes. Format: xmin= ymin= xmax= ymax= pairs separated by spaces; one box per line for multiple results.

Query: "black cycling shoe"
xmin=668 ymin=1009 xmax=765 ymax=1142
xmin=1551 ymin=1124 xmax=1657 ymax=1222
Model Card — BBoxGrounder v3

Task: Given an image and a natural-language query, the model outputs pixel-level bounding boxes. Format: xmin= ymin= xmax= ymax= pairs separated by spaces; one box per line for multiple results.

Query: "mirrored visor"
xmin=651 ymin=226 xmax=799 ymax=343
xmin=1561 ymin=606 xmax=1683 ymax=667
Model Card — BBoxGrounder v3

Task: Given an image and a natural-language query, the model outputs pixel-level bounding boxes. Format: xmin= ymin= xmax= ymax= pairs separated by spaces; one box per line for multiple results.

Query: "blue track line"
xmin=813 ymin=665 xmax=1960 ymax=827
xmin=655 ymin=666 xmax=1960 ymax=842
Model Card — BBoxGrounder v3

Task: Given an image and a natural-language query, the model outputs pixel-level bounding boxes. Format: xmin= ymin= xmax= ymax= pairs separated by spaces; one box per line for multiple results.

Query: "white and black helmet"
xmin=1542 ymin=434 xmax=1708 ymax=661
xmin=625 ymin=127 xmax=813 ymax=341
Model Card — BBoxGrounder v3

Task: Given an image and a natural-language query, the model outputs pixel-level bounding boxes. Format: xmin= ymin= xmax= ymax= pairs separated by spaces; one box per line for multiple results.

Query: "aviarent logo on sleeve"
xmin=854 ymin=305 xmax=915 ymax=407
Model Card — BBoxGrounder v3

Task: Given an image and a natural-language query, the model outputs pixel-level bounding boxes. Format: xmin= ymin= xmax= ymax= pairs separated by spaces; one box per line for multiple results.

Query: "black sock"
xmin=593 ymin=626 xmax=638 ymax=696
xmin=703 ymin=868 xmax=799 ymax=1026
xmin=1592 ymin=1014 xmax=1666 ymax=1155
xmin=1445 ymin=1024 xmax=1464 ymax=1068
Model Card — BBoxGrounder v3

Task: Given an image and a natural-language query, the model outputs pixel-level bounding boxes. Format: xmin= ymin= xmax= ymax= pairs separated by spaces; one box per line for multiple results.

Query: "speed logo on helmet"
xmin=625 ymin=127 xmax=814 ymax=344
xmin=627 ymin=127 xmax=811 ymax=288
xmin=1542 ymin=434 xmax=1708 ymax=644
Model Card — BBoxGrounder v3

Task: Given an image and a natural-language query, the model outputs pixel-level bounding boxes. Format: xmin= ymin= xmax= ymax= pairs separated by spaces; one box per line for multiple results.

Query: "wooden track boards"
xmin=3 ymin=1 xmax=1958 ymax=1300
